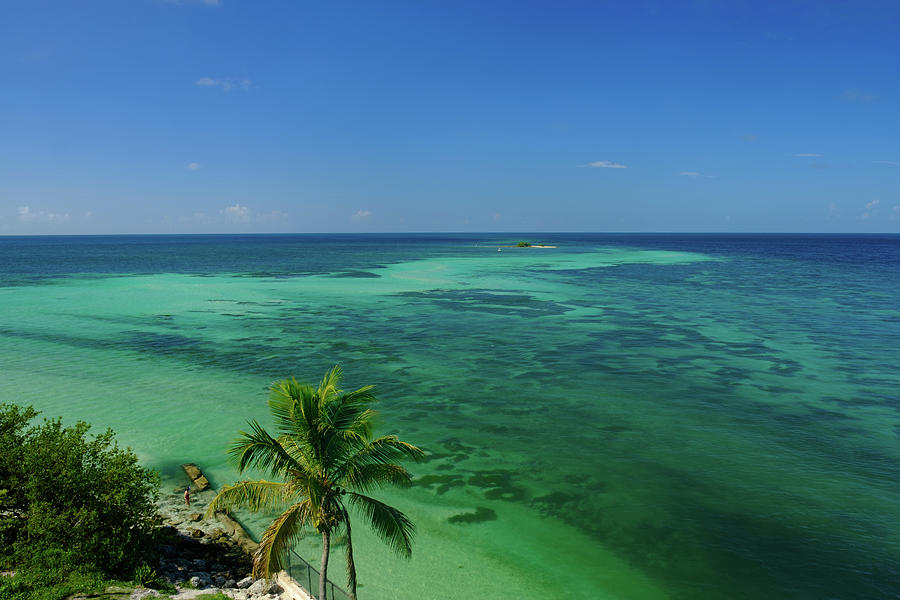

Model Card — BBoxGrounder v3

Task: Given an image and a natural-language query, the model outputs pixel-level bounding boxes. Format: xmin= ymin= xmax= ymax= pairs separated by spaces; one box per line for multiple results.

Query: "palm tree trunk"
xmin=319 ymin=529 xmax=331 ymax=600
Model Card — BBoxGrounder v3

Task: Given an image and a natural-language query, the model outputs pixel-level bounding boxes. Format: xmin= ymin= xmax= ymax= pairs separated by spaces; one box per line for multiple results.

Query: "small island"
xmin=497 ymin=241 xmax=558 ymax=249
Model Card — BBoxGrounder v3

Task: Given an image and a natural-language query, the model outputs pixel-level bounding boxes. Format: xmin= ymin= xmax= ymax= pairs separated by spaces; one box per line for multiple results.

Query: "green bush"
xmin=517 ymin=241 xmax=531 ymax=247
xmin=0 ymin=403 xmax=159 ymax=581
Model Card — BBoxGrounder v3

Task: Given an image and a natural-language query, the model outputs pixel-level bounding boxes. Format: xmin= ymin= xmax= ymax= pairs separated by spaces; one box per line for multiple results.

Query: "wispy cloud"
xmin=891 ymin=205 xmax=900 ymax=221
xmin=742 ymin=135 xmax=759 ymax=143
xmin=223 ymin=204 xmax=250 ymax=223
xmin=790 ymin=153 xmax=823 ymax=157
xmin=841 ymin=89 xmax=878 ymax=104
xmin=187 ymin=162 xmax=201 ymax=170
xmin=352 ymin=210 xmax=371 ymax=220
xmin=195 ymin=77 xmax=251 ymax=92
xmin=874 ymin=160 xmax=900 ymax=166
xmin=860 ymin=198 xmax=880 ymax=220
xmin=17 ymin=206 xmax=70 ymax=223
xmin=583 ymin=160 xmax=627 ymax=169
xmin=679 ymin=171 xmax=715 ymax=178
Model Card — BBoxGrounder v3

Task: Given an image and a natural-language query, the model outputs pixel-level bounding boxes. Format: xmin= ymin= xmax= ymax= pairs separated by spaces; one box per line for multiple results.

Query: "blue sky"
xmin=1 ymin=0 xmax=898 ymax=234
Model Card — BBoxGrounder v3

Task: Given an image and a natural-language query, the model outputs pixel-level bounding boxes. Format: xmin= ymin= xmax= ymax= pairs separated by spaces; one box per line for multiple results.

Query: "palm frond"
xmin=317 ymin=365 xmax=343 ymax=403
xmin=204 ymin=480 xmax=290 ymax=518
xmin=325 ymin=387 xmax=377 ymax=435
xmin=335 ymin=435 xmax=424 ymax=483
xmin=346 ymin=493 xmax=415 ymax=558
xmin=229 ymin=420 xmax=301 ymax=476
xmin=253 ymin=501 xmax=312 ymax=578
xmin=342 ymin=463 xmax=413 ymax=493
xmin=269 ymin=377 xmax=318 ymax=439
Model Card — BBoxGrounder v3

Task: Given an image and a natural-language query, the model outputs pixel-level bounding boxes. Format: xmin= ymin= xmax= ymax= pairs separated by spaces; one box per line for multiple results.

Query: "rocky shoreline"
xmin=130 ymin=482 xmax=311 ymax=600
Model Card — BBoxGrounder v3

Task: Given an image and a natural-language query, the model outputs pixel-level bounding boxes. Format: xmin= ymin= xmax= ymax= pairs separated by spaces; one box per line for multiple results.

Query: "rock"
xmin=129 ymin=589 xmax=161 ymax=600
xmin=189 ymin=572 xmax=212 ymax=588
xmin=248 ymin=578 xmax=268 ymax=595
xmin=237 ymin=576 xmax=253 ymax=589
xmin=266 ymin=582 xmax=284 ymax=595
xmin=224 ymin=579 xmax=237 ymax=589
xmin=158 ymin=544 xmax=177 ymax=557
xmin=190 ymin=528 xmax=205 ymax=539
xmin=213 ymin=575 xmax=226 ymax=587
xmin=191 ymin=559 xmax=207 ymax=570
xmin=214 ymin=511 xmax=260 ymax=556
xmin=189 ymin=513 xmax=202 ymax=522
xmin=182 ymin=463 xmax=211 ymax=491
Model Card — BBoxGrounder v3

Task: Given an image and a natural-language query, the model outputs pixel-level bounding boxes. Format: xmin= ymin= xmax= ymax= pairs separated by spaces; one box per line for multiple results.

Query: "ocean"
xmin=1 ymin=233 xmax=897 ymax=599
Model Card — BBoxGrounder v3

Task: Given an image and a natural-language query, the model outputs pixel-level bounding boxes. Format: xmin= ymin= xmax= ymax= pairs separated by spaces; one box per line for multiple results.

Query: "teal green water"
xmin=1 ymin=234 xmax=898 ymax=599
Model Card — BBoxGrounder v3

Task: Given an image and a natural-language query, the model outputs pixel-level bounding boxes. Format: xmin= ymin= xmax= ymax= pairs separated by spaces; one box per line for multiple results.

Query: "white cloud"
xmin=223 ymin=204 xmax=251 ymax=223
xmin=352 ymin=210 xmax=371 ymax=220
xmin=826 ymin=202 xmax=840 ymax=221
xmin=585 ymin=160 xmax=627 ymax=169
xmin=17 ymin=206 xmax=70 ymax=223
xmin=860 ymin=199 xmax=880 ymax=220
xmin=195 ymin=77 xmax=251 ymax=92
xmin=874 ymin=160 xmax=900 ymax=166
xmin=187 ymin=162 xmax=201 ymax=170
xmin=790 ymin=153 xmax=823 ymax=157
xmin=891 ymin=205 xmax=900 ymax=221
xmin=679 ymin=171 xmax=715 ymax=178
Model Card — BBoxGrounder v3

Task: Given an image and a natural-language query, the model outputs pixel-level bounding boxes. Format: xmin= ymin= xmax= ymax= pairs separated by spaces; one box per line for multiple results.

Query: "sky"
xmin=1 ymin=0 xmax=899 ymax=234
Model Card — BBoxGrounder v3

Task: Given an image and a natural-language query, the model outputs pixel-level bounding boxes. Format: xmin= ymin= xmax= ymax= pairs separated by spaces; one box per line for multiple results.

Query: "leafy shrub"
xmin=517 ymin=241 xmax=531 ymax=247
xmin=0 ymin=404 xmax=159 ymax=579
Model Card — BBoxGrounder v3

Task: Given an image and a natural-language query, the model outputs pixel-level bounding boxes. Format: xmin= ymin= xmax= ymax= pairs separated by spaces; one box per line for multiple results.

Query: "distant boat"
xmin=498 ymin=247 xmax=502 ymax=252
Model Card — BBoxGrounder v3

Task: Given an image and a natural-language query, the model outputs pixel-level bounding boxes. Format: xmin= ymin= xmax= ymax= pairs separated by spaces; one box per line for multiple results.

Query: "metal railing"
xmin=285 ymin=548 xmax=352 ymax=600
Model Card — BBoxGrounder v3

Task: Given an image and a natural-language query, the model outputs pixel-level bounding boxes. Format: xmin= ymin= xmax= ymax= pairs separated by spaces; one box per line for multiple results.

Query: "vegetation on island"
xmin=207 ymin=366 xmax=424 ymax=600
xmin=0 ymin=403 xmax=160 ymax=600
xmin=516 ymin=241 xmax=531 ymax=247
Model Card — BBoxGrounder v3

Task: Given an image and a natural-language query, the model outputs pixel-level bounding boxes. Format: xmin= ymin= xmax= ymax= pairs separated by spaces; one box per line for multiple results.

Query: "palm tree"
xmin=205 ymin=366 xmax=424 ymax=600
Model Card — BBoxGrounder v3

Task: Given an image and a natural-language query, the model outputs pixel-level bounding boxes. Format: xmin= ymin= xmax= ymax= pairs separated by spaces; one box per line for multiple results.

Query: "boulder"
xmin=248 ymin=578 xmax=268 ymax=595
xmin=182 ymin=463 xmax=211 ymax=491
xmin=215 ymin=511 xmax=260 ymax=556
xmin=224 ymin=579 xmax=237 ymax=589
xmin=266 ymin=582 xmax=284 ymax=595
xmin=237 ymin=576 xmax=253 ymax=589
xmin=190 ymin=528 xmax=206 ymax=539
xmin=188 ymin=572 xmax=212 ymax=588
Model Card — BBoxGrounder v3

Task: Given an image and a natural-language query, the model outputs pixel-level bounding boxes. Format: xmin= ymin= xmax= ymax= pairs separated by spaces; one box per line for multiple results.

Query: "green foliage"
xmin=0 ymin=403 xmax=160 ymax=582
xmin=207 ymin=366 xmax=423 ymax=597
xmin=517 ymin=241 xmax=531 ymax=247
xmin=0 ymin=567 xmax=112 ymax=600
xmin=132 ymin=564 xmax=160 ymax=588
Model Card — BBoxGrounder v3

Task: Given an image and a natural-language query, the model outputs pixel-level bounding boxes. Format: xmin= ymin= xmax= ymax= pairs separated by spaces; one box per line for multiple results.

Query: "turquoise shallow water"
xmin=1 ymin=234 xmax=898 ymax=599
